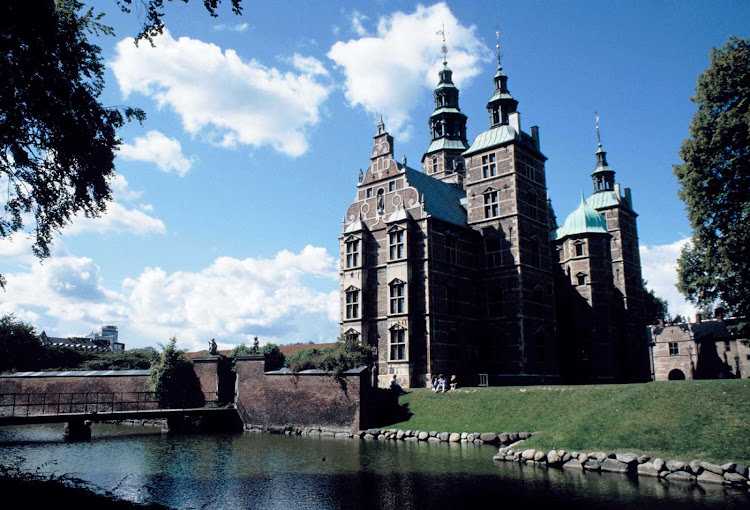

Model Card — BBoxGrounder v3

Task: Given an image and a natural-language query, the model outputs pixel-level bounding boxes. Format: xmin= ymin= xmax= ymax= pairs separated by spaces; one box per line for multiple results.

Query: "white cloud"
xmin=640 ymin=238 xmax=696 ymax=320
xmin=119 ymin=130 xmax=195 ymax=176
xmin=111 ymin=30 xmax=331 ymax=157
xmin=328 ymin=2 xmax=490 ymax=137
xmin=213 ymin=22 xmax=250 ymax=32
xmin=350 ymin=11 xmax=369 ymax=36
xmin=65 ymin=202 xmax=166 ymax=236
xmin=0 ymin=232 xmax=36 ymax=265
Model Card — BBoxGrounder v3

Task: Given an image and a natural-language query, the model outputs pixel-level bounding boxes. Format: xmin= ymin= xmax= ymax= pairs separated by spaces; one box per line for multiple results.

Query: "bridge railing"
xmin=0 ymin=391 xmax=218 ymax=417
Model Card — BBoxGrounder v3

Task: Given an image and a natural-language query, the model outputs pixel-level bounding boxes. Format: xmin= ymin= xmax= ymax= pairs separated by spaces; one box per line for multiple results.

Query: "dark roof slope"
xmin=404 ymin=167 xmax=467 ymax=227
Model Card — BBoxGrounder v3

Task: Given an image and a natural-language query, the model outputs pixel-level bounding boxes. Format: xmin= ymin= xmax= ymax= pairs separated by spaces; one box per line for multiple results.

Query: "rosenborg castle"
xmin=339 ymin=51 xmax=649 ymax=388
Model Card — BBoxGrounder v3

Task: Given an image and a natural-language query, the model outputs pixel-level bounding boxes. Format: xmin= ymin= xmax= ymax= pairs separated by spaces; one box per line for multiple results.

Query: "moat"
xmin=1 ymin=424 xmax=748 ymax=510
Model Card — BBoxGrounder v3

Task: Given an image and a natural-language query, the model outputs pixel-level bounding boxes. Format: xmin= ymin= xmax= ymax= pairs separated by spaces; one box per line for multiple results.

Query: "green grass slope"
xmin=385 ymin=380 xmax=750 ymax=464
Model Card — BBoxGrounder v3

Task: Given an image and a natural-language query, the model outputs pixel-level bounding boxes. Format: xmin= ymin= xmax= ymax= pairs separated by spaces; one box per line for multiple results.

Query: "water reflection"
xmin=1 ymin=424 xmax=748 ymax=510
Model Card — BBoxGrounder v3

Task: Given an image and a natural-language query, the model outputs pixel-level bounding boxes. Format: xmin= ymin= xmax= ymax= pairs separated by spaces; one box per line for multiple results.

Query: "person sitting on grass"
xmin=434 ymin=374 xmax=447 ymax=393
xmin=390 ymin=374 xmax=402 ymax=393
xmin=449 ymin=374 xmax=458 ymax=391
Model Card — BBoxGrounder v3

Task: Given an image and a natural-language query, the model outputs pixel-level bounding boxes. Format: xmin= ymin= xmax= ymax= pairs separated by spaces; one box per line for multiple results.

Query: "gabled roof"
xmin=404 ymin=167 xmax=468 ymax=227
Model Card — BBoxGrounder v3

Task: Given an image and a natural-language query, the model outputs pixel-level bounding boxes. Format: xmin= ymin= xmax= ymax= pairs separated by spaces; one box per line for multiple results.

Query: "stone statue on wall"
xmin=252 ymin=336 xmax=260 ymax=354
xmin=358 ymin=168 xmax=363 ymax=183
xmin=208 ymin=338 xmax=218 ymax=355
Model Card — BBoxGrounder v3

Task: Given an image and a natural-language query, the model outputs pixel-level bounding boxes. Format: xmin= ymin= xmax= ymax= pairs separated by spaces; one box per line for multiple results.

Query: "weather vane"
xmin=436 ymin=23 xmax=448 ymax=65
xmin=595 ymin=109 xmax=602 ymax=145
xmin=495 ymin=26 xmax=503 ymax=67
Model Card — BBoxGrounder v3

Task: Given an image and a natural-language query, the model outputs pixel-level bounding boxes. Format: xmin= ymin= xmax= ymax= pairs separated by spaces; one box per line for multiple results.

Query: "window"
xmin=345 ymin=239 xmax=360 ymax=268
xmin=485 ymin=238 xmax=502 ymax=268
xmin=575 ymin=241 xmax=584 ymax=257
xmin=345 ymin=289 xmax=359 ymax=319
xmin=669 ymin=342 xmax=679 ymax=356
xmin=390 ymin=327 xmax=406 ymax=360
xmin=576 ymin=273 xmax=586 ymax=286
xmin=484 ymin=191 xmax=499 ymax=218
xmin=482 ymin=153 xmax=497 ymax=178
xmin=725 ymin=340 xmax=731 ymax=352
xmin=366 ymin=188 xmax=373 ymax=198
xmin=446 ymin=235 xmax=458 ymax=265
xmin=432 ymin=158 xmax=438 ymax=173
xmin=530 ymin=238 xmax=541 ymax=268
xmin=556 ymin=246 xmax=564 ymax=262
xmin=389 ymin=181 xmax=396 ymax=192
xmin=390 ymin=281 xmax=405 ymax=314
xmin=528 ymin=191 xmax=544 ymax=222
xmin=389 ymin=229 xmax=405 ymax=259
xmin=344 ymin=329 xmax=359 ymax=342
xmin=487 ymin=287 xmax=503 ymax=317
xmin=446 ymin=286 xmax=458 ymax=314
xmin=532 ymin=286 xmax=543 ymax=317
xmin=517 ymin=151 xmax=543 ymax=182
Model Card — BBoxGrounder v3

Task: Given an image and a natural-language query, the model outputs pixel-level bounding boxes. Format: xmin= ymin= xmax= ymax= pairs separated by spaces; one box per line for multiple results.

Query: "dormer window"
xmin=389 ymin=229 xmax=405 ymax=260
xmin=345 ymin=238 xmax=360 ymax=268
xmin=344 ymin=328 xmax=359 ymax=342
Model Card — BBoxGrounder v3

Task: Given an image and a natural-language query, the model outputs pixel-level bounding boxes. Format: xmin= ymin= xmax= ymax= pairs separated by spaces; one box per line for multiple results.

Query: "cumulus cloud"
xmin=328 ymin=2 xmax=490 ymax=137
xmin=350 ymin=11 xmax=368 ymax=36
xmin=640 ymin=238 xmax=696 ymax=320
xmin=119 ymin=130 xmax=196 ymax=176
xmin=111 ymin=31 xmax=331 ymax=157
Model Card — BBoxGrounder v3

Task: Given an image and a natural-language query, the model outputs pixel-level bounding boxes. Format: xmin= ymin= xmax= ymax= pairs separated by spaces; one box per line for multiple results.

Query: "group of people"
xmin=431 ymin=374 xmax=457 ymax=392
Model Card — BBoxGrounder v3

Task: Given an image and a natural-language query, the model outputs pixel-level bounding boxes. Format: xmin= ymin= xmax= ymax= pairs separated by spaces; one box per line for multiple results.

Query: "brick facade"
xmin=340 ymin=55 xmax=649 ymax=388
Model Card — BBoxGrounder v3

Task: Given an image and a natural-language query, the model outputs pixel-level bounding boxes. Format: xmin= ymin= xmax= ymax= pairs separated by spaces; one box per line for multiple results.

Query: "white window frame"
xmin=389 ymin=325 xmax=407 ymax=361
xmin=389 ymin=228 xmax=405 ymax=260
xmin=483 ymin=188 xmax=499 ymax=218
xmin=345 ymin=287 xmax=360 ymax=319
xmin=389 ymin=279 xmax=406 ymax=315
xmin=345 ymin=237 xmax=361 ymax=268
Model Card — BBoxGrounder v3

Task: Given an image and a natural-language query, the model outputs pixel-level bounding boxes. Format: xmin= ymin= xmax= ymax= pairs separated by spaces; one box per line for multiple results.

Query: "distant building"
xmin=339 ymin=47 xmax=649 ymax=388
xmin=649 ymin=313 xmax=749 ymax=380
xmin=40 ymin=325 xmax=124 ymax=352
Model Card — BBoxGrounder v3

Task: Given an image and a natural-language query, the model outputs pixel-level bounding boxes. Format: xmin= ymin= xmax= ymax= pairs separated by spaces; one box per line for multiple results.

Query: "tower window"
xmin=389 ymin=230 xmax=405 ymax=260
xmin=484 ymin=191 xmax=499 ymax=218
xmin=575 ymin=241 xmax=584 ymax=257
xmin=446 ymin=285 xmax=458 ymax=314
xmin=487 ymin=286 xmax=503 ymax=317
xmin=390 ymin=328 xmax=406 ymax=361
xmin=482 ymin=153 xmax=497 ymax=178
xmin=390 ymin=282 xmax=406 ymax=314
xmin=530 ymin=238 xmax=541 ymax=268
xmin=576 ymin=273 xmax=586 ymax=286
xmin=446 ymin=235 xmax=458 ymax=265
xmin=366 ymin=188 xmax=372 ymax=198
xmin=485 ymin=238 xmax=502 ymax=268
xmin=432 ymin=158 xmax=438 ymax=173
xmin=389 ymin=181 xmax=395 ymax=192
xmin=345 ymin=289 xmax=359 ymax=319
xmin=669 ymin=342 xmax=679 ymax=356
xmin=345 ymin=239 xmax=360 ymax=268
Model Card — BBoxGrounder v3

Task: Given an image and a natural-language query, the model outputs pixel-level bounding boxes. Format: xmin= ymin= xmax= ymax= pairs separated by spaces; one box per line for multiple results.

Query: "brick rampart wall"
xmin=235 ymin=355 xmax=366 ymax=433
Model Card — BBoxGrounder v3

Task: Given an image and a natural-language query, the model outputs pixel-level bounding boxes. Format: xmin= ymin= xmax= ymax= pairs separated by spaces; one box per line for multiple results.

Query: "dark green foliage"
xmin=261 ymin=343 xmax=285 ymax=371
xmin=228 ymin=343 xmax=254 ymax=358
xmin=285 ymin=336 xmax=375 ymax=380
xmin=642 ymin=280 xmax=669 ymax=325
xmin=674 ymin=36 xmax=750 ymax=336
xmin=79 ymin=349 xmax=158 ymax=370
xmin=117 ymin=0 xmax=243 ymax=44
xmin=0 ymin=314 xmax=43 ymax=373
xmin=150 ymin=337 xmax=202 ymax=408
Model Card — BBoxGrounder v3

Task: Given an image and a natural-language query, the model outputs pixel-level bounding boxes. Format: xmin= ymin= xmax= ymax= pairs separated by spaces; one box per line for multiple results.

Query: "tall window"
xmin=529 ymin=238 xmax=541 ymax=267
xmin=487 ymin=286 xmax=503 ymax=317
xmin=432 ymin=158 xmax=438 ymax=173
xmin=446 ymin=286 xmax=458 ymax=314
xmin=485 ymin=238 xmax=502 ymax=268
xmin=669 ymin=342 xmax=679 ymax=356
xmin=528 ymin=191 xmax=544 ymax=222
xmin=345 ymin=239 xmax=360 ymax=268
xmin=345 ymin=289 xmax=359 ymax=319
xmin=390 ymin=281 xmax=405 ymax=314
xmin=575 ymin=241 xmax=584 ymax=257
xmin=446 ymin=235 xmax=458 ymax=265
xmin=484 ymin=191 xmax=499 ymax=218
xmin=532 ymin=285 xmax=543 ymax=317
xmin=389 ymin=230 xmax=405 ymax=259
xmin=390 ymin=328 xmax=406 ymax=360
xmin=482 ymin=153 xmax=497 ymax=178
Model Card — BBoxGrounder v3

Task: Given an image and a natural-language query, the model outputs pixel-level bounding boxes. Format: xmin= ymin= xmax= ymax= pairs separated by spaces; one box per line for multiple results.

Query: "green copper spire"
xmin=591 ymin=113 xmax=616 ymax=193
xmin=552 ymin=191 xmax=609 ymax=240
xmin=486 ymin=28 xmax=518 ymax=127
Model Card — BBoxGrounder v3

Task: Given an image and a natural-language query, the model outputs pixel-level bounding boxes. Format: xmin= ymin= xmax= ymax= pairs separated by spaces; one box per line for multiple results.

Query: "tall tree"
xmin=0 ymin=0 xmax=242 ymax=288
xmin=642 ymin=280 xmax=669 ymax=325
xmin=674 ymin=36 xmax=750 ymax=335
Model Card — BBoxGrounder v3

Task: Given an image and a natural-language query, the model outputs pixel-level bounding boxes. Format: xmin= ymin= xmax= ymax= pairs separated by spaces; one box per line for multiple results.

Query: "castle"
xmin=339 ymin=47 xmax=650 ymax=388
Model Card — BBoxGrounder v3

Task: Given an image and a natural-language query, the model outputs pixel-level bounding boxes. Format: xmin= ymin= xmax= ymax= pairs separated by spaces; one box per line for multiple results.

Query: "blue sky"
xmin=1 ymin=1 xmax=748 ymax=351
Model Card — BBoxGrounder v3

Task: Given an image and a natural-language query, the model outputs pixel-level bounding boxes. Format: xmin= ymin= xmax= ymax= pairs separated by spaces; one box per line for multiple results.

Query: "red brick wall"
xmin=235 ymin=356 xmax=365 ymax=433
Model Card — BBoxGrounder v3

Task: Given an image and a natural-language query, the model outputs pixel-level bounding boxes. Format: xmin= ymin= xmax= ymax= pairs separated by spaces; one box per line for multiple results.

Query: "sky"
xmin=1 ymin=0 xmax=749 ymax=352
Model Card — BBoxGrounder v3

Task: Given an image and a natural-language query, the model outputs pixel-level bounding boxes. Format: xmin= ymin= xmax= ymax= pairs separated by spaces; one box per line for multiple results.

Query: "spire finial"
xmin=495 ymin=26 xmax=503 ymax=69
xmin=595 ymin=109 xmax=602 ymax=146
xmin=436 ymin=23 xmax=448 ymax=66
xmin=377 ymin=114 xmax=385 ymax=135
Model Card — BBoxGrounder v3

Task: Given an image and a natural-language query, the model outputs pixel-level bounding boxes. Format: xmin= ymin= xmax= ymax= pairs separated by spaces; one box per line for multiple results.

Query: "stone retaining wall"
xmin=493 ymin=446 xmax=750 ymax=489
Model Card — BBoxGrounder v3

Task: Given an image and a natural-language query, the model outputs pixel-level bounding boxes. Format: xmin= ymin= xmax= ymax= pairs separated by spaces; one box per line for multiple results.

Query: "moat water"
xmin=0 ymin=424 xmax=748 ymax=510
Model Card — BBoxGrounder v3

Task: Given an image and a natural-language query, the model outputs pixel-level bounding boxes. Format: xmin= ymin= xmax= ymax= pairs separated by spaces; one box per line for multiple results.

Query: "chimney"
xmin=509 ymin=112 xmax=521 ymax=134
xmin=531 ymin=126 xmax=540 ymax=150
xmin=614 ymin=182 xmax=621 ymax=198
xmin=695 ymin=313 xmax=702 ymax=324
xmin=715 ymin=308 xmax=725 ymax=321
xmin=624 ymin=187 xmax=633 ymax=209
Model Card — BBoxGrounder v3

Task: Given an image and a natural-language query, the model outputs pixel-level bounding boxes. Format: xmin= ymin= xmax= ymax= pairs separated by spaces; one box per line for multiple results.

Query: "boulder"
xmin=637 ymin=463 xmax=660 ymax=477
xmin=615 ymin=453 xmax=639 ymax=465
xmin=396 ymin=430 xmax=405 ymax=439
xmin=688 ymin=460 xmax=703 ymax=475
xmin=404 ymin=437 xmax=418 ymax=442
xmin=562 ymin=459 xmax=584 ymax=470
xmin=498 ymin=433 xmax=509 ymax=444
xmin=519 ymin=431 xmax=531 ymax=440
xmin=584 ymin=458 xmax=602 ymax=471
xmin=466 ymin=434 xmax=476 ymax=442
xmin=600 ymin=458 xmax=630 ymax=473
xmin=534 ymin=451 xmax=546 ymax=462
xmin=653 ymin=458 xmax=666 ymax=472
xmin=592 ymin=452 xmax=608 ymax=463
xmin=418 ymin=431 xmax=429 ymax=441
xmin=721 ymin=462 xmax=737 ymax=473
xmin=428 ymin=431 xmax=438 ymax=437
xmin=521 ymin=449 xmax=537 ymax=460
xmin=363 ymin=434 xmax=375 ymax=440
xmin=724 ymin=472 xmax=748 ymax=484
xmin=509 ymin=432 xmax=519 ymax=443
xmin=427 ymin=437 xmax=441 ymax=443
xmin=460 ymin=432 xmax=468 ymax=440
xmin=700 ymin=461 xmax=724 ymax=475
xmin=334 ymin=433 xmax=350 ymax=439
xmin=735 ymin=464 xmax=749 ymax=477
xmin=665 ymin=471 xmax=696 ymax=483
xmin=697 ymin=471 xmax=726 ymax=485
xmin=493 ymin=453 xmax=504 ymax=461
xmin=505 ymin=455 xmax=514 ymax=461
xmin=405 ymin=430 xmax=412 ymax=437
xmin=480 ymin=433 xmax=498 ymax=443
xmin=562 ymin=452 xmax=572 ymax=463
xmin=637 ymin=455 xmax=650 ymax=464
xmin=439 ymin=432 xmax=450 ymax=441
xmin=367 ymin=428 xmax=380 ymax=436
xmin=547 ymin=451 xmax=561 ymax=465
xmin=449 ymin=433 xmax=461 ymax=442
xmin=666 ymin=460 xmax=687 ymax=472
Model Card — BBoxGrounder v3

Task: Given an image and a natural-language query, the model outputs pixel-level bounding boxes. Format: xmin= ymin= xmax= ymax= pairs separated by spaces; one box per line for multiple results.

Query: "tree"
xmin=674 ymin=36 xmax=750 ymax=336
xmin=0 ymin=314 xmax=42 ymax=373
xmin=285 ymin=335 xmax=375 ymax=381
xmin=0 ymin=0 xmax=242 ymax=288
xmin=642 ymin=280 xmax=669 ymax=325
xmin=150 ymin=337 xmax=202 ymax=408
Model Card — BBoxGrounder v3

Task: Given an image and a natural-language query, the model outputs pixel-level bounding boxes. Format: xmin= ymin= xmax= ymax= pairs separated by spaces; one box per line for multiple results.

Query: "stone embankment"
xmin=493 ymin=446 xmax=750 ymax=488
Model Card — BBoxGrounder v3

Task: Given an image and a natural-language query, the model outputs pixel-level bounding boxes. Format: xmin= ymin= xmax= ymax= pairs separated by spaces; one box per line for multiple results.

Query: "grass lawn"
xmin=383 ymin=379 xmax=750 ymax=465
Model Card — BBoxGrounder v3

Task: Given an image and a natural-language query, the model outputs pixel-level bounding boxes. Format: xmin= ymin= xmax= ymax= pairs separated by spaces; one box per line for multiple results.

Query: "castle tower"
xmin=421 ymin=44 xmax=470 ymax=184
xmin=461 ymin=40 xmax=556 ymax=383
